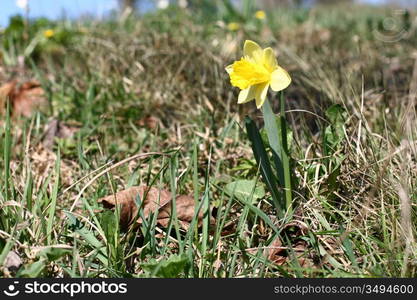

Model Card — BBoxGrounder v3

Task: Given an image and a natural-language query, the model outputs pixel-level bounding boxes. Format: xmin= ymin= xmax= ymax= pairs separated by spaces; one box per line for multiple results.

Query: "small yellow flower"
xmin=227 ymin=22 xmax=240 ymax=31
xmin=43 ymin=29 xmax=54 ymax=38
xmin=226 ymin=40 xmax=291 ymax=108
xmin=255 ymin=10 xmax=266 ymax=20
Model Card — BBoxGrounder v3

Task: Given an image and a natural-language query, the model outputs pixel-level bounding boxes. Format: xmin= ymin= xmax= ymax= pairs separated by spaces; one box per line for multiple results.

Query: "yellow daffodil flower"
xmin=226 ymin=40 xmax=291 ymax=108
xmin=227 ymin=22 xmax=240 ymax=31
xmin=255 ymin=10 xmax=266 ymax=20
xmin=43 ymin=29 xmax=55 ymax=38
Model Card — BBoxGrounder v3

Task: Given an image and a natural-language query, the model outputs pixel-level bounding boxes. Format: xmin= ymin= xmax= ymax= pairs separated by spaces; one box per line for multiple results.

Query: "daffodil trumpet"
xmin=226 ymin=40 xmax=291 ymax=109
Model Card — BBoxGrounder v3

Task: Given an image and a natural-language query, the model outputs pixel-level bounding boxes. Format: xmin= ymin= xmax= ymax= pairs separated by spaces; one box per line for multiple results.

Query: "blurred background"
xmin=1 ymin=0 xmax=416 ymax=27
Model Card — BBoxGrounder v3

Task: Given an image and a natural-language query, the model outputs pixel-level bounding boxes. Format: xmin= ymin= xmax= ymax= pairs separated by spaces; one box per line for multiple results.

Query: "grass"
xmin=0 ymin=2 xmax=416 ymax=278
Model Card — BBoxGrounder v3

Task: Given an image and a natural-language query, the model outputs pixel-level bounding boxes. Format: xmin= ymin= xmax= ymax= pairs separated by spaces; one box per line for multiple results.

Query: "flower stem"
xmin=279 ymin=92 xmax=293 ymax=214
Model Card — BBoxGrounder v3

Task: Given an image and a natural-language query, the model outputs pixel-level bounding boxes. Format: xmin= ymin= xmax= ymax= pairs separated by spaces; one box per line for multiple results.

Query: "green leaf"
xmin=64 ymin=211 xmax=108 ymax=265
xmin=326 ymin=154 xmax=344 ymax=192
xmin=260 ymin=117 xmax=293 ymax=153
xmin=322 ymin=104 xmax=346 ymax=193
xmin=262 ymin=100 xmax=284 ymax=185
xmin=324 ymin=104 xmax=346 ymax=155
xmin=340 ymin=228 xmax=358 ymax=268
xmin=37 ymin=247 xmax=71 ymax=262
xmin=245 ymin=116 xmax=283 ymax=215
xmin=65 ymin=211 xmax=104 ymax=250
xmin=325 ymin=104 xmax=345 ymax=123
xmin=18 ymin=259 xmax=46 ymax=278
xmin=232 ymin=158 xmax=257 ymax=177
xmin=101 ymin=210 xmax=118 ymax=242
xmin=225 ymin=179 xmax=265 ymax=203
xmin=141 ymin=254 xmax=191 ymax=278
xmin=261 ymin=97 xmax=293 ymax=215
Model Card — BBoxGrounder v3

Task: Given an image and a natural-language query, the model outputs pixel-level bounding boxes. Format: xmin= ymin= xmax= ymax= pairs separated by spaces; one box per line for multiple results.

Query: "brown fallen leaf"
xmin=157 ymin=194 xmax=215 ymax=229
xmin=4 ymin=251 xmax=22 ymax=272
xmin=0 ymin=80 xmax=47 ymax=117
xmin=98 ymin=185 xmax=212 ymax=230
xmin=42 ymin=119 xmax=79 ymax=149
xmin=137 ymin=115 xmax=162 ymax=130
xmin=98 ymin=186 xmax=172 ymax=229
xmin=0 ymin=81 xmax=16 ymax=114
xmin=13 ymin=81 xmax=47 ymax=117
xmin=266 ymin=235 xmax=285 ymax=263
xmin=266 ymin=220 xmax=313 ymax=266
xmin=297 ymin=257 xmax=315 ymax=268
xmin=282 ymin=220 xmax=309 ymax=237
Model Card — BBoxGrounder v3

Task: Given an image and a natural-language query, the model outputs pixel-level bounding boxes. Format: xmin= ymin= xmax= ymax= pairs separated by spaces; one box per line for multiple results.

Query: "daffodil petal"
xmin=255 ymin=82 xmax=269 ymax=108
xmin=238 ymin=85 xmax=257 ymax=104
xmin=244 ymin=40 xmax=263 ymax=62
xmin=263 ymin=47 xmax=277 ymax=71
xmin=225 ymin=64 xmax=233 ymax=74
xmin=270 ymin=67 xmax=291 ymax=92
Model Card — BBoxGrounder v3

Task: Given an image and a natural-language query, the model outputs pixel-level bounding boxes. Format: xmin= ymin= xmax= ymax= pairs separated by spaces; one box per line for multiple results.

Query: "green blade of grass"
xmin=47 ymin=148 xmax=60 ymax=245
xmin=1 ymin=100 xmax=12 ymax=232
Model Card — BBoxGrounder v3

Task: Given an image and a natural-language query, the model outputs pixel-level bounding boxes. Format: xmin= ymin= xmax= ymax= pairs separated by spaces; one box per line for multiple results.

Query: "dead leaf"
xmin=282 ymin=220 xmax=308 ymax=237
xmin=13 ymin=81 xmax=47 ymax=117
xmin=4 ymin=251 xmax=22 ymax=272
xmin=0 ymin=81 xmax=16 ymax=115
xmin=266 ymin=235 xmax=285 ymax=263
xmin=0 ymin=80 xmax=47 ymax=117
xmin=157 ymin=194 xmax=215 ymax=229
xmin=266 ymin=221 xmax=312 ymax=266
xmin=98 ymin=186 xmax=172 ymax=229
xmin=98 ymin=185 xmax=211 ymax=230
xmin=137 ymin=115 xmax=161 ymax=129
xmin=298 ymin=257 xmax=315 ymax=268
xmin=42 ymin=119 xmax=79 ymax=149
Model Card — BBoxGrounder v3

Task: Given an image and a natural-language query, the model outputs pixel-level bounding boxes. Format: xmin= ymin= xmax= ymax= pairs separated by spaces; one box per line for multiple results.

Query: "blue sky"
xmin=0 ymin=0 xmax=414 ymax=28
xmin=0 ymin=0 xmax=122 ymax=27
